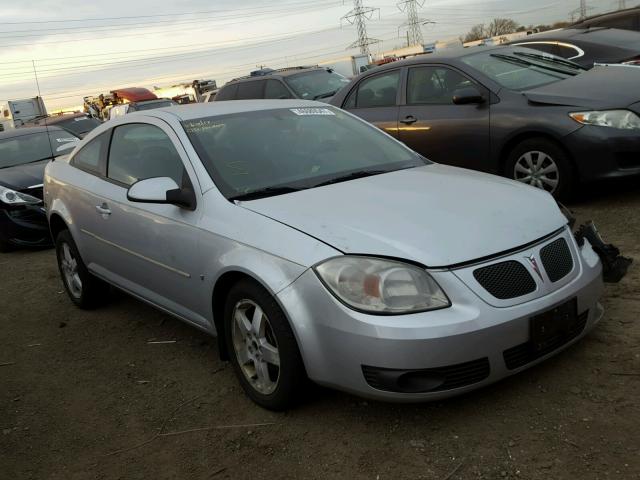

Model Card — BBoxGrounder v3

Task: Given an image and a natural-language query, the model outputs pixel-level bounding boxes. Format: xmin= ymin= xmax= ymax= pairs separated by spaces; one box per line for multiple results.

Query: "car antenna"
xmin=32 ymin=60 xmax=56 ymax=162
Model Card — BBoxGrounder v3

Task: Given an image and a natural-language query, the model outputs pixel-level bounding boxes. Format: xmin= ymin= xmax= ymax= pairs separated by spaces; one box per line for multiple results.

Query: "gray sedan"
xmin=44 ymin=101 xmax=604 ymax=410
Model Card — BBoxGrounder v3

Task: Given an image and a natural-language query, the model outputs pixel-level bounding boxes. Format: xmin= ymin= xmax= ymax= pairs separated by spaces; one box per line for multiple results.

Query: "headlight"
xmin=569 ymin=110 xmax=640 ymax=130
xmin=0 ymin=186 xmax=41 ymax=206
xmin=314 ymin=256 xmax=450 ymax=314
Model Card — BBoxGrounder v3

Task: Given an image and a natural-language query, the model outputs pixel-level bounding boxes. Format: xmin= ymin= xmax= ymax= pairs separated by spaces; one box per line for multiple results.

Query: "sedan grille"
xmin=473 ymin=261 xmax=536 ymax=300
xmin=540 ymin=238 xmax=573 ymax=282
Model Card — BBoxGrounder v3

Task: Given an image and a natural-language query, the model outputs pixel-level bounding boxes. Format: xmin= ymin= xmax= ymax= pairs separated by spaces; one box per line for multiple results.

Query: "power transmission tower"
xmin=342 ymin=0 xmax=380 ymax=57
xmin=569 ymin=0 xmax=591 ymax=21
xmin=397 ymin=0 xmax=427 ymax=47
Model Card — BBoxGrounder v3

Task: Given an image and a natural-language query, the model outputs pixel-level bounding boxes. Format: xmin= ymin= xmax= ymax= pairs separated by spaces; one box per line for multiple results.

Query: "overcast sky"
xmin=0 ymin=0 xmax=618 ymax=110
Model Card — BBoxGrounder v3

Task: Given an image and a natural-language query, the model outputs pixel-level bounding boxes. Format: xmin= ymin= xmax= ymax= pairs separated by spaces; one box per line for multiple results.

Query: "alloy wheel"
xmin=513 ymin=150 xmax=560 ymax=194
xmin=60 ymin=242 xmax=83 ymax=299
xmin=231 ymin=299 xmax=280 ymax=395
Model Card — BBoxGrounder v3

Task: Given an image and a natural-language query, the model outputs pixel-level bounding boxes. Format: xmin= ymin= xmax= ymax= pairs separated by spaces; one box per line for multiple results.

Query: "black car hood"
xmin=0 ymin=160 xmax=48 ymax=190
xmin=524 ymin=65 xmax=640 ymax=109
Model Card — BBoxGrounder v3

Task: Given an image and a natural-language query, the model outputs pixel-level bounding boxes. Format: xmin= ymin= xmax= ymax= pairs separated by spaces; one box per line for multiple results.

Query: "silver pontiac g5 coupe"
xmin=44 ymin=101 xmax=604 ymax=410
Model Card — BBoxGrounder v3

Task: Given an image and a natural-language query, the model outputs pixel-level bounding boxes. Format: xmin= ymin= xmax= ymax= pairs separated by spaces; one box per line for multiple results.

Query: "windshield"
xmin=133 ymin=100 xmax=176 ymax=111
xmin=284 ymin=70 xmax=351 ymax=99
xmin=462 ymin=50 xmax=580 ymax=91
xmin=182 ymin=107 xmax=427 ymax=199
xmin=54 ymin=116 xmax=101 ymax=136
xmin=0 ymin=131 xmax=78 ymax=169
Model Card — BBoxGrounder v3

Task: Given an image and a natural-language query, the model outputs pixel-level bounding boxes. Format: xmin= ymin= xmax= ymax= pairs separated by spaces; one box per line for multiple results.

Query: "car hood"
xmin=0 ymin=159 xmax=48 ymax=190
xmin=239 ymin=165 xmax=567 ymax=267
xmin=524 ymin=65 xmax=640 ymax=109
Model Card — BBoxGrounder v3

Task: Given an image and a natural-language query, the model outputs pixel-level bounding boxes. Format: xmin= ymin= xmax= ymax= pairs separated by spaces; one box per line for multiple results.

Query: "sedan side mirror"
xmin=452 ymin=87 xmax=485 ymax=105
xmin=127 ymin=177 xmax=196 ymax=210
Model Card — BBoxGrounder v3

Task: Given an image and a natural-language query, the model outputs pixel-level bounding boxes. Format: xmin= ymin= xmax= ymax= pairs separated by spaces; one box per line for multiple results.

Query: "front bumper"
xmin=564 ymin=124 xmax=640 ymax=182
xmin=277 ymin=231 xmax=604 ymax=401
xmin=0 ymin=205 xmax=52 ymax=248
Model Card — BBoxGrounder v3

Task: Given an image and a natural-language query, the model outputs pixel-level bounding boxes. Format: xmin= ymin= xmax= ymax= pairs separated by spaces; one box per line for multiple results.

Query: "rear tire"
xmin=505 ymin=138 xmax=574 ymax=200
xmin=224 ymin=279 xmax=306 ymax=411
xmin=55 ymin=230 xmax=108 ymax=309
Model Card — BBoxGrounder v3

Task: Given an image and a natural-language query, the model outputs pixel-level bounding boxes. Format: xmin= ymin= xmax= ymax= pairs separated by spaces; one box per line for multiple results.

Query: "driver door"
xmin=397 ymin=65 xmax=490 ymax=169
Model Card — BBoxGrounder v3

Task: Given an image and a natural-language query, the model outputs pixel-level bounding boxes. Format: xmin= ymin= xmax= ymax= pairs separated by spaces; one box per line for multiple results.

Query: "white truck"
xmin=0 ymin=97 xmax=47 ymax=132
xmin=319 ymin=54 xmax=370 ymax=78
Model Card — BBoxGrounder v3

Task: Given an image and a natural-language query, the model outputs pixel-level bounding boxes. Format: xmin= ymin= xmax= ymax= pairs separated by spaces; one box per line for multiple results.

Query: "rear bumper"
xmin=565 ymin=125 xmax=640 ymax=182
xmin=0 ymin=206 xmax=52 ymax=248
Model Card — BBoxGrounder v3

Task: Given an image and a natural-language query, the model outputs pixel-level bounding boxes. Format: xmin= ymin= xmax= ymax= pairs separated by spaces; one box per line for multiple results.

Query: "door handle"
xmin=400 ymin=115 xmax=417 ymax=125
xmin=95 ymin=204 xmax=111 ymax=216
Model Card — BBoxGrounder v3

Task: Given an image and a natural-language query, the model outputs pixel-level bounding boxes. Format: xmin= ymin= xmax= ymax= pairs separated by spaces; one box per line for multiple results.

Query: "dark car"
xmin=571 ymin=7 xmax=640 ymax=31
xmin=214 ymin=66 xmax=351 ymax=102
xmin=330 ymin=45 xmax=640 ymax=198
xmin=24 ymin=112 xmax=102 ymax=138
xmin=508 ymin=28 xmax=640 ymax=68
xmin=0 ymin=127 xmax=79 ymax=251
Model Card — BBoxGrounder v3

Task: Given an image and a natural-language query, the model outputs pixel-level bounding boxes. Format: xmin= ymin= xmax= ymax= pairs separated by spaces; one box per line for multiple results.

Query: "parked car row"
xmin=2 ymin=29 xmax=637 ymax=411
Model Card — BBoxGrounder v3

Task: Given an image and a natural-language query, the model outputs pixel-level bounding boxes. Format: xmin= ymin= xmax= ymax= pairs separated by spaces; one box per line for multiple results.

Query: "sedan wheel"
xmin=513 ymin=151 xmax=559 ymax=194
xmin=60 ymin=242 xmax=83 ymax=299
xmin=231 ymin=299 xmax=280 ymax=395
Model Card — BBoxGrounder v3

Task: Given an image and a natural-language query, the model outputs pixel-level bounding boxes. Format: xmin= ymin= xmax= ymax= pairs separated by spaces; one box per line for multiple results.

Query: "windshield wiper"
xmin=313 ymin=89 xmax=338 ymax=100
xmin=229 ymin=186 xmax=302 ymax=201
xmin=513 ymin=51 xmax=585 ymax=71
xmin=490 ymin=53 xmax=579 ymax=77
xmin=312 ymin=169 xmax=391 ymax=188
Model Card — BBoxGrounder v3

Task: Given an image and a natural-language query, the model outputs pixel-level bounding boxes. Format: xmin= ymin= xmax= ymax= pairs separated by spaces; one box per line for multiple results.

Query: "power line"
xmin=341 ymin=0 xmax=381 ymax=56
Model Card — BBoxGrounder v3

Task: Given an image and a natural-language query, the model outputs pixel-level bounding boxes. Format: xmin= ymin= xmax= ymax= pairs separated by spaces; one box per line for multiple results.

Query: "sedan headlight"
xmin=0 ymin=186 xmax=41 ymax=206
xmin=314 ymin=256 xmax=450 ymax=314
xmin=569 ymin=110 xmax=640 ymax=130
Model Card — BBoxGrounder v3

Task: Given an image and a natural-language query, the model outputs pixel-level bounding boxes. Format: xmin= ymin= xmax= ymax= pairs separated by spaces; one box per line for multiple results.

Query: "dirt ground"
xmin=1 ymin=180 xmax=639 ymax=480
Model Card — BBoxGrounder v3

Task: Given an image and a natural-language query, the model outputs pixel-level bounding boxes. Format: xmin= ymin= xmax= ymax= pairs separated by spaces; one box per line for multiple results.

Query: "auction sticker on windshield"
xmin=289 ymin=108 xmax=335 ymax=116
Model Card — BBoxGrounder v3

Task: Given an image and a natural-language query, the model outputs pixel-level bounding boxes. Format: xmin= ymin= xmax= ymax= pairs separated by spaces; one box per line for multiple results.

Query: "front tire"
xmin=505 ymin=138 xmax=574 ymax=200
xmin=224 ymin=279 xmax=306 ymax=410
xmin=55 ymin=230 xmax=108 ymax=309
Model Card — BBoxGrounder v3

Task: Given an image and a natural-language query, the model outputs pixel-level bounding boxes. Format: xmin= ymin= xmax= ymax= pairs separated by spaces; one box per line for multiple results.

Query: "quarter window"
xmin=264 ymin=80 xmax=292 ymax=99
xmin=346 ymin=70 xmax=400 ymax=108
xmin=407 ymin=67 xmax=473 ymax=105
xmin=72 ymin=132 xmax=108 ymax=173
xmin=215 ymin=84 xmax=238 ymax=101
xmin=107 ymin=124 xmax=185 ymax=187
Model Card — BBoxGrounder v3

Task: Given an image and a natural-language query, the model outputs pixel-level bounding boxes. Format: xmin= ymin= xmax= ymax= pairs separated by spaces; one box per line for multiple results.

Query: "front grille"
xmin=362 ymin=357 xmax=490 ymax=393
xmin=503 ymin=310 xmax=588 ymax=370
xmin=473 ymin=260 xmax=536 ymax=299
xmin=540 ymin=238 xmax=573 ymax=282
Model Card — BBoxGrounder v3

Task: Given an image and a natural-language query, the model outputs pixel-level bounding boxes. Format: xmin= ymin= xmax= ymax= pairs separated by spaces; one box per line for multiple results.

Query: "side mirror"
xmin=452 ymin=87 xmax=485 ymax=105
xmin=127 ymin=177 xmax=196 ymax=210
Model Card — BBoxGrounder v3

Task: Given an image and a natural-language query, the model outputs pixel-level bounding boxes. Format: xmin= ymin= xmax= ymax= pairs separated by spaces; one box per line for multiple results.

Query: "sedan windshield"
xmin=284 ymin=70 xmax=351 ymax=100
xmin=0 ymin=131 xmax=78 ymax=169
xmin=182 ymin=107 xmax=427 ymax=200
xmin=462 ymin=50 xmax=580 ymax=91
xmin=54 ymin=116 xmax=101 ymax=136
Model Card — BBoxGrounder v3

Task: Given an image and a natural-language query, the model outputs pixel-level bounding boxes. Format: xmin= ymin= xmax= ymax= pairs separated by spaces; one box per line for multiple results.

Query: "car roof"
xmin=228 ymin=67 xmax=327 ymax=84
xmin=136 ymin=99 xmax=335 ymax=121
xmin=0 ymin=126 xmax=65 ymax=139
xmin=515 ymin=27 xmax=640 ymax=47
xmin=571 ymin=6 xmax=640 ymax=26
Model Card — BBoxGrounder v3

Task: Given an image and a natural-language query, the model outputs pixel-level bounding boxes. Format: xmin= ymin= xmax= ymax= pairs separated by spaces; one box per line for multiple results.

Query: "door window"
xmin=72 ymin=131 xmax=108 ymax=174
xmin=264 ymin=80 xmax=292 ymax=99
xmin=236 ymin=81 xmax=265 ymax=99
xmin=107 ymin=124 xmax=185 ymax=187
xmin=407 ymin=67 xmax=474 ymax=105
xmin=345 ymin=70 xmax=400 ymax=108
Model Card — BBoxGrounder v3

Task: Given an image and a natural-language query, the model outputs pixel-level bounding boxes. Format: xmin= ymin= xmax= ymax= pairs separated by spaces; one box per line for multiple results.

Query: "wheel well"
xmin=49 ymin=214 xmax=68 ymax=242
xmin=499 ymin=132 xmax=576 ymax=176
xmin=211 ymin=271 xmax=257 ymax=360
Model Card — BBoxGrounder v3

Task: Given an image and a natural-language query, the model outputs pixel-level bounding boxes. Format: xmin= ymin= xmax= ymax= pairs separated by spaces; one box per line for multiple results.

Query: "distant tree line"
xmin=462 ymin=18 xmax=571 ymax=43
